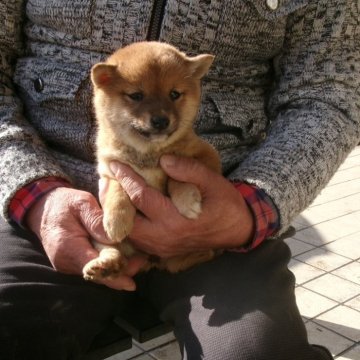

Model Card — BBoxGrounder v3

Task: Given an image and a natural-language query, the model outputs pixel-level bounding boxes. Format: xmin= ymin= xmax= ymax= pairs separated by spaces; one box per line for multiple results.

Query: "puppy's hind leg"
xmin=83 ymin=243 xmax=125 ymax=281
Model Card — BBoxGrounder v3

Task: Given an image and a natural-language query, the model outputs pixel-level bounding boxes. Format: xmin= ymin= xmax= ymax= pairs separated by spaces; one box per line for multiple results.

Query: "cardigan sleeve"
xmin=229 ymin=0 xmax=360 ymax=232
xmin=0 ymin=0 xmax=71 ymax=221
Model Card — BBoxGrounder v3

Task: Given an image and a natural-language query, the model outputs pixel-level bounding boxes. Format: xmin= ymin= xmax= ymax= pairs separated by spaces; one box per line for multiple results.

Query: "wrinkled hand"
xmin=109 ymin=155 xmax=255 ymax=258
xmin=26 ymin=187 xmax=145 ymax=290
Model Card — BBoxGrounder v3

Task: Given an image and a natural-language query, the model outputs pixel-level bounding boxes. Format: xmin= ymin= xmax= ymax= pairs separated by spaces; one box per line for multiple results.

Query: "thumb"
xmin=160 ymin=155 xmax=211 ymax=188
xmin=76 ymin=196 xmax=111 ymax=245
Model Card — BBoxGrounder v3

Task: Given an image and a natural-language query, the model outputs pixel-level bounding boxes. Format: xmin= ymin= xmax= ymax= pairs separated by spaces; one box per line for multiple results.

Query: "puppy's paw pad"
xmin=172 ymin=185 xmax=202 ymax=219
xmin=83 ymin=256 xmax=126 ymax=281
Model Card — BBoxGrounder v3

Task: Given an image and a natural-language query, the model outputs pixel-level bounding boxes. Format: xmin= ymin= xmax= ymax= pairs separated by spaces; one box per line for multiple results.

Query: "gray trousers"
xmin=0 ymin=218 xmax=332 ymax=360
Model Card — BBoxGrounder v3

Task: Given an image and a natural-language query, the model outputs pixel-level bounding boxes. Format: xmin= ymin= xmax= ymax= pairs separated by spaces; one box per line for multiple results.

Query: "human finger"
xmin=96 ymin=255 xmax=148 ymax=290
xmin=74 ymin=192 xmax=112 ymax=244
xmin=160 ymin=155 xmax=215 ymax=193
xmin=110 ymin=161 xmax=174 ymax=219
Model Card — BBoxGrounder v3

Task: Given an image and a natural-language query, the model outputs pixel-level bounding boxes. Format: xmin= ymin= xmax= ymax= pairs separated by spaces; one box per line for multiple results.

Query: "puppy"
xmin=83 ymin=41 xmax=221 ymax=281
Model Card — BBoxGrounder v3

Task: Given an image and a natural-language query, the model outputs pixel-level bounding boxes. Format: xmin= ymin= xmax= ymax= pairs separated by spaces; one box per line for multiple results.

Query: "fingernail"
xmin=123 ymin=282 xmax=136 ymax=291
xmin=160 ymin=155 xmax=176 ymax=168
xmin=109 ymin=161 xmax=119 ymax=175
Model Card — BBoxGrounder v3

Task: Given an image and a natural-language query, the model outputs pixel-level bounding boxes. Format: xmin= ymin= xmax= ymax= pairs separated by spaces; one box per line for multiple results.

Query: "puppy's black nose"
xmin=150 ymin=116 xmax=169 ymax=131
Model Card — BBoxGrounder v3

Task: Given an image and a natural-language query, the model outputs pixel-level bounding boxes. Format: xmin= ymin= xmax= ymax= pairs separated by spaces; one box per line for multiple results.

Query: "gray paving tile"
xmin=105 ymin=344 xmax=143 ymax=360
xmin=306 ymin=321 xmax=354 ymax=357
xmin=344 ymin=296 xmax=360 ymax=312
xmin=134 ymin=332 xmax=176 ymax=351
xmin=295 ymin=287 xmax=337 ymax=319
xmin=285 ymin=238 xmax=315 ymax=256
xmin=288 ymin=259 xmax=325 ymax=285
xmin=294 ymin=213 xmax=360 ymax=246
xmin=335 ymin=344 xmax=360 ymax=360
xmin=295 ymin=248 xmax=351 ymax=272
xmin=150 ymin=341 xmax=182 ymax=360
xmin=333 ymin=262 xmax=360 ymax=285
xmin=303 ymin=273 xmax=360 ymax=303
xmin=325 ymin=232 xmax=360 ymax=260
xmin=315 ymin=306 xmax=360 ymax=342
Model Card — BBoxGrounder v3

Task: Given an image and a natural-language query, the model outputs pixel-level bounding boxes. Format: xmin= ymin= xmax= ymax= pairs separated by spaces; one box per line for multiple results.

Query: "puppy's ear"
xmin=188 ymin=54 xmax=215 ymax=79
xmin=91 ymin=63 xmax=118 ymax=89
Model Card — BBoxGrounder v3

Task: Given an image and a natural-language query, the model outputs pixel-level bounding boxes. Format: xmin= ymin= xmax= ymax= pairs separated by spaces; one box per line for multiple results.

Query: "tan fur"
xmin=83 ymin=41 xmax=221 ymax=281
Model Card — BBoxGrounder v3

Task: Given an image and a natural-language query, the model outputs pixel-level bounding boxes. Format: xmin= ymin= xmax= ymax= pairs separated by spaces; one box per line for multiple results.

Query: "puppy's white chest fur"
xmin=98 ymin=144 xmax=167 ymax=193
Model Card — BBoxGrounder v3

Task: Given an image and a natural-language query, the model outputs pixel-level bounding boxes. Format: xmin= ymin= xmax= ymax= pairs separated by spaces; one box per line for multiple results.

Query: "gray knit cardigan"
xmin=1 ymin=0 xmax=359 ymax=232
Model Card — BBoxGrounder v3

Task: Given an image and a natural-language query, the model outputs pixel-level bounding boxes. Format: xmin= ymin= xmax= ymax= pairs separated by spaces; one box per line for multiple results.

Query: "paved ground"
xmin=107 ymin=146 xmax=360 ymax=360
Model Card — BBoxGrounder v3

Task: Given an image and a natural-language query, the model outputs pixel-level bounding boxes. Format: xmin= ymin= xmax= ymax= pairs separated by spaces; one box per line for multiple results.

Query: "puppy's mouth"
xmin=136 ymin=128 xmax=152 ymax=138
xmin=131 ymin=124 xmax=176 ymax=142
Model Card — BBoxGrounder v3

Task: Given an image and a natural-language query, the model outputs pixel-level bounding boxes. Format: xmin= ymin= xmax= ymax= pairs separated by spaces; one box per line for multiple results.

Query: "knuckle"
xmin=181 ymin=156 xmax=202 ymax=173
xmin=87 ymin=212 xmax=104 ymax=231
xmin=187 ymin=158 xmax=200 ymax=171
xmin=77 ymin=191 xmax=96 ymax=205
xmin=70 ymin=192 xmax=96 ymax=213
xmin=129 ymin=187 xmax=147 ymax=205
xmin=93 ymin=211 xmax=104 ymax=226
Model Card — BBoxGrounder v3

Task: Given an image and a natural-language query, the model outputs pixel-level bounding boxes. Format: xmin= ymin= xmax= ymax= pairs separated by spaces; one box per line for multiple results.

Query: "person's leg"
xmin=0 ymin=218 xmax=125 ymax=360
xmin=137 ymin=239 xmax=333 ymax=360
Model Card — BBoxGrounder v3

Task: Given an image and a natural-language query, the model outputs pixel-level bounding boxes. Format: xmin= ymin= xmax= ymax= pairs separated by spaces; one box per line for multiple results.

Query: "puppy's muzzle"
xmin=150 ymin=116 xmax=169 ymax=131
xmin=131 ymin=115 xmax=175 ymax=140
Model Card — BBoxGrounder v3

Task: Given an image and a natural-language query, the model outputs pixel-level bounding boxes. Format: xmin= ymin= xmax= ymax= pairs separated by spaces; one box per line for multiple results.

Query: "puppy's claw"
xmin=83 ymin=265 xmax=120 ymax=281
xmin=83 ymin=252 xmax=127 ymax=281
xmin=178 ymin=199 xmax=202 ymax=219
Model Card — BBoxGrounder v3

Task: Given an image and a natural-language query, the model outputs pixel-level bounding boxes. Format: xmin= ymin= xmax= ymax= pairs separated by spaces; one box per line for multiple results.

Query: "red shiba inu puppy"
xmin=83 ymin=41 xmax=221 ymax=281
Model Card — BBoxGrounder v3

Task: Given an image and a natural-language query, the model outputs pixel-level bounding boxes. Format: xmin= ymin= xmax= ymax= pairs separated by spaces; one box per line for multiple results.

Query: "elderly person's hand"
xmin=25 ymin=187 xmax=146 ymax=291
xmin=109 ymin=155 xmax=255 ymax=258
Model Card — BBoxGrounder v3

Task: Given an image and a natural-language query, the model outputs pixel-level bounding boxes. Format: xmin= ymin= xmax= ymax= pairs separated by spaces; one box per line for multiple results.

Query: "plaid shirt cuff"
xmin=232 ymin=182 xmax=280 ymax=252
xmin=9 ymin=177 xmax=72 ymax=226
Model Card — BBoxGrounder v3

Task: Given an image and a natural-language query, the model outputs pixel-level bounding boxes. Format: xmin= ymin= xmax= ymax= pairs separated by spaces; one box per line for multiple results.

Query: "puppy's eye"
xmin=170 ymin=90 xmax=181 ymax=101
xmin=127 ymin=92 xmax=144 ymax=101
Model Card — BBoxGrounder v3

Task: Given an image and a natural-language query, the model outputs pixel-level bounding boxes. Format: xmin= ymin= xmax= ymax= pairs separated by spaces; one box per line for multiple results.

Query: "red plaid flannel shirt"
xmin=233 ymin=182 xmax=279 ymax=252
xmin=9 ymin=177 xmax=72 ymax=225
xmin=9 ymin=178 xmax=279 ymax=251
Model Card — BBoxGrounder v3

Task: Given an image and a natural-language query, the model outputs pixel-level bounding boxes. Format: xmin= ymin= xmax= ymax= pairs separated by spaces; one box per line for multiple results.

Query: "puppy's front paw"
xmin=83 ymin=247 xmax=127 ymax=281
xmin=103 ymin=208 xmax=135 ymax=242
xmin=171 ymin=183 xmax=202 ymax=219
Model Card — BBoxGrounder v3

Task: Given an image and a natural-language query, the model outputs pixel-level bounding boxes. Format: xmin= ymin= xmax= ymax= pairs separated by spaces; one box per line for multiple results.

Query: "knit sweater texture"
xmin=1 ymin=0 xmax=359 ymax=232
